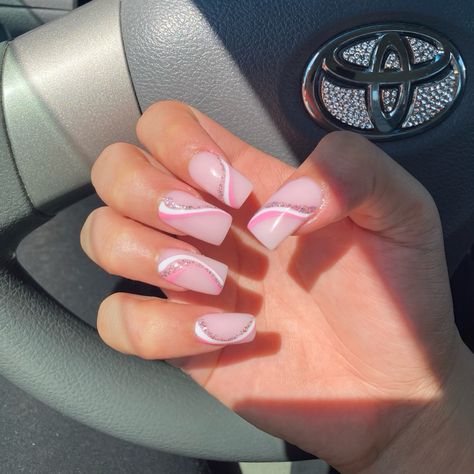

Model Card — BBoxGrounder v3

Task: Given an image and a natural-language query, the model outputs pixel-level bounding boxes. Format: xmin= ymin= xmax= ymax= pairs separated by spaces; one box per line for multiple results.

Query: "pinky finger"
xmin=98 ymin=293 xmax=256 ymax=360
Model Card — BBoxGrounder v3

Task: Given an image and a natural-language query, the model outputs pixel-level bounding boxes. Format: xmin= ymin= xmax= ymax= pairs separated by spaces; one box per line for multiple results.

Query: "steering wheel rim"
xmin=1 ymin=0 xmax=473 ymax=462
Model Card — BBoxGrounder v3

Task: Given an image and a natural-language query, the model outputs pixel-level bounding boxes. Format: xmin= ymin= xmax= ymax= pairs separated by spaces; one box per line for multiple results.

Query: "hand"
xmin=80 ymin=101 xmax=474 ymax=473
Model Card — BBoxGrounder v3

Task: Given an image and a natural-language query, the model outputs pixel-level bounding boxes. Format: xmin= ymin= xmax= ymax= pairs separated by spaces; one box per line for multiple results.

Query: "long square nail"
xmin=189 ymin=151 xmax=253 ymax=208
xmin=159 ymin=190 xmax=232 ymax=245
xmin=158 ymin=249 xmax=228 ymax=295
xmin=247 ymin=177 xmax=322 ymax=250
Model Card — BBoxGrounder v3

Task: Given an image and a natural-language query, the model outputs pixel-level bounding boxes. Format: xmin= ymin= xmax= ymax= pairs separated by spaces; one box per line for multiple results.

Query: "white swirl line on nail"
xmin=248 ymin=205 xmax=314 ymax=229
xmin=195 ymin=318 xmax=255 ymax=344
xmin=158 ymin=254 xmax=224 ymax=288
xmin=219 ymin=158 xmax=234 ymax=207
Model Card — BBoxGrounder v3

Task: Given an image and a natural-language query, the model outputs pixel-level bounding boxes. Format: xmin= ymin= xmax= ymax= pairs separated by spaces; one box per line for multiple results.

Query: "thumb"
xmin=247 ymin=131 xmax=442 ymax=250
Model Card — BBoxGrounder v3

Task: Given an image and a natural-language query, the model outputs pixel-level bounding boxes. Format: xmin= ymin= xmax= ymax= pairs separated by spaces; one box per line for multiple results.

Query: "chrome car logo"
xmin=302 ymin=24 xmax=466 ymax=139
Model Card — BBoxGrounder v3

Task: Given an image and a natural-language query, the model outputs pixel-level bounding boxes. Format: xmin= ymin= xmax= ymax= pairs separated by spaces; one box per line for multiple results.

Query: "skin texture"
xmin=81 ymin=101 xmax=474 ymax=473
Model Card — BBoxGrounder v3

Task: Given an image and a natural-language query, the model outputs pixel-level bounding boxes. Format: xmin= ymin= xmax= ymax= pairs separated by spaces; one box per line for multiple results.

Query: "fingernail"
xmin=247 ymin=177 xmax=322 ymax=250
xmin=159 ymin=190 xmax=232 ymax=245
xmin=189 ymin=151 xmax=253 ymax=208
xmin=158 ymin=249 xmax=228 ymax=295
xmin=195 ymin=313 xmax=256 ymax=345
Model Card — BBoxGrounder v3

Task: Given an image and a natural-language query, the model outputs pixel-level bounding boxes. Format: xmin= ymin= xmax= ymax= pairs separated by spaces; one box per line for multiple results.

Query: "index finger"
xmin=137 ymin=101 xmax=254 ymax=208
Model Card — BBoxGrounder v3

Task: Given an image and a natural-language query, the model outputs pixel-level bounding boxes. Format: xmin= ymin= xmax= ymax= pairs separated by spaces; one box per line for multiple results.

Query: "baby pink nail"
xmin=159 ymin=190 xmax=232 ymax=245
xmin=195 ymin=313 xmax=256 ymax=345
xmin=188 ymin=151 xmax=253 ymax=208
xmin=158 ymin=249 xmax=228 ymax=295
xmin=247 ymin=177 xmax=322 ymax=250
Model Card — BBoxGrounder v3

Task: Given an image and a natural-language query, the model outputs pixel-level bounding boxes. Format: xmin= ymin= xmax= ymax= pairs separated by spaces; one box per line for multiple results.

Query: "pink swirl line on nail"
xmin=248 ymin=208 xmax=309 ymax=230
xmin=160 ymin=260 xmax=223 ymax=293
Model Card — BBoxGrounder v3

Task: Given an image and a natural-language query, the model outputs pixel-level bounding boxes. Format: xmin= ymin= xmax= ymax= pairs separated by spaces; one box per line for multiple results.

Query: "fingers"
xmin=97 ymin=293 xmax=256 ymax=359
xmin=136 ymin=101 xmax=254 ymax=208
xmin=92 ymin=142 xmax=232 ymax=246
xmin=80 ymin=207 xmax=228 ymax=295
xmin=248 ymin=131 xmax=441 ymax=250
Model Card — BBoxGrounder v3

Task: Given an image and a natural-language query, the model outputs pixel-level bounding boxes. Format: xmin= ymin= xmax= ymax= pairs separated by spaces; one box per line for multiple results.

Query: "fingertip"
xmin=247 ymin=177 xmax=323 ymax=250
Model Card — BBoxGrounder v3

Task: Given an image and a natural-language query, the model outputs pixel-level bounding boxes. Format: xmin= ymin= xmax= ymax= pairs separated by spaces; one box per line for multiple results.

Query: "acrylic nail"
xmin=195 ymin=313 xmax=256 ymax=345
xmin=158 ymin=249 xmax=228 ymax=295
xmin=159 ymin=190 xmax=232 ymax=245
xmin=188 ymin=151 xmax=253 ymax=208
xmin=247 ymin=177 xmax=322 ymax=250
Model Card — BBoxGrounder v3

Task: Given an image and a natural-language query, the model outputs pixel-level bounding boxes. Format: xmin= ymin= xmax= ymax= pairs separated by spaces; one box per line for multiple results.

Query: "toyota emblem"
xmin=302 ymin=24 xmax=466 ymax=139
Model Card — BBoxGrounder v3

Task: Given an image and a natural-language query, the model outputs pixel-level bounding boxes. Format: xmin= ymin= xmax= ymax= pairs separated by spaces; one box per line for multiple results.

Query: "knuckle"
xmin=101 ymin=226 xmax=133 ymax=276
xmin=134 ymin=342 xmax=159 ymax=360
xmin=411 ymin=188 xmax=440 ymax=223
xmin=80 ymin=213 xmax=94 ymax=254
xmin=80 ymin=207 xmax=109 ymax=260
xmin=148 ymin=99 xmax=188 ymax=114
xmin=128 ymin=310 xmax=161 ymax=360
xmin=160 ymin=120 xmax=186 ymax=142
xmin=318 ymin=131 xmax=369 ymax=157
xmin=96 ymin=293 xmax=122 ymax=335
xmin=315 ymin=132 xmax=377 ymax=181
xmin=137 ymin=100 xmax=190 ymax=139
xmin=92 ymin=143 xmax=144 ymax=208
xmin=108 ymin=163 xmax=140 ymax=211
xmin=97 ymin=294 xmax=161 ymax=360
xmin=92 ymin=142 xmax=132 ymax=186
xmin=82 ymin=207 xmax=124 ymax=275
xmin=100 ymin=141 xmax=131 ymax=159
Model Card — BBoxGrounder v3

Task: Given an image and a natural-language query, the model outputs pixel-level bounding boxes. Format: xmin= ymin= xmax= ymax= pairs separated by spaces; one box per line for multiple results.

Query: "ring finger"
xmin=80 ymin=206 xmax=228 ymax=295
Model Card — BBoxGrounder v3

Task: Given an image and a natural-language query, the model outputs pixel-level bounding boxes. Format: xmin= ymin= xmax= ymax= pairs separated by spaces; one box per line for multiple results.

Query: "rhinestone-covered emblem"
xmin=302 ymin=24 xmax=465 ymax=139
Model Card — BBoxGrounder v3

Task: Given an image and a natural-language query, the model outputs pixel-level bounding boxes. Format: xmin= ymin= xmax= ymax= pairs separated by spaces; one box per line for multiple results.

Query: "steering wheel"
xmin=1 ymin=0 xmax=473 ymax=462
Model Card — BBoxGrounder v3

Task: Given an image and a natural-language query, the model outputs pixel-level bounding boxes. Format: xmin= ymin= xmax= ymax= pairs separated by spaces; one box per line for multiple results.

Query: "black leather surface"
xmin=0 ymin=373 xmax=212 ymax=474
xmin=122 ymin=0 xmax=474 ymax=275
xmin=0 ymin=38 xmax=291 ymax=461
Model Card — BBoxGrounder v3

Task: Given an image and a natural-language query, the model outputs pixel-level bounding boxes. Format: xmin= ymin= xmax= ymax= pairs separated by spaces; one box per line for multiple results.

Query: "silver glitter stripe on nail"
xmin=263 ymin=201 xmax=318 ymax=214
xmin=197 ymin=319 xmax=254 ymax=342
xmin=162 ymin=196 xmax=217 ymax=210
xmin=216 ymin=158 xmax=226 ymax=202
xmin=159 ymin=258 xmax=223 ymax=289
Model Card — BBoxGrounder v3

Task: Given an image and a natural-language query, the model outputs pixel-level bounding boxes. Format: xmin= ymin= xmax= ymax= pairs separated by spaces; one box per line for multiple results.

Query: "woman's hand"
xmin=80 ymin=101 xmax=474 ymax=473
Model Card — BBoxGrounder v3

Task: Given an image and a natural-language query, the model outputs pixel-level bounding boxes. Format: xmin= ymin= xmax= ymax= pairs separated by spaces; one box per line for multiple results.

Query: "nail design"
xmin=248 ymin=201 xmax=317 ymax=228
xmin=189 ymin=151 xmax=253 ymax=208
xmin=195 ymin=313 xmax=256 ymax=345
xmin=158 ymin=249 xmax=228 ymax=295
xmin=159 ymin=190 xmax=232 ymax=245
xmin=247 ymin=177 xmax=322 ymax=250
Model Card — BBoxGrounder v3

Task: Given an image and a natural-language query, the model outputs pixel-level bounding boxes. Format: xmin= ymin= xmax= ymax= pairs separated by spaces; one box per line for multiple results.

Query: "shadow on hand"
xmin=287 ymin=220 xmax=354 ymax=292
xmin=172 ymin=330 xmax=282 ymax=370
xmin=167 ymin=273 xmax=264 ymax=315
xmin=182 ymin=193 xmax=270 ymax=281
xmin=233 ymin=396 xmax=441 ymax=471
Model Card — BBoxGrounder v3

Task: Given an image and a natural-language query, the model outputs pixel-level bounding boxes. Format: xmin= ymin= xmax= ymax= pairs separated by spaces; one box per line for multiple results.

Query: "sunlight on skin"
xmin=169 ymin=222 xmax=448 ymax=469
xmin=161 ymin=149 xmax=452 ymax=471
xmin=83 ymin=102 xmax=474 ymax=473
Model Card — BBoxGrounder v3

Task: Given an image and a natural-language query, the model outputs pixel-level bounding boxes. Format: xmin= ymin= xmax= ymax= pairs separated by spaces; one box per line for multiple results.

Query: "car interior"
xmin=1 ymin=1 xmax=473 ymax=473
